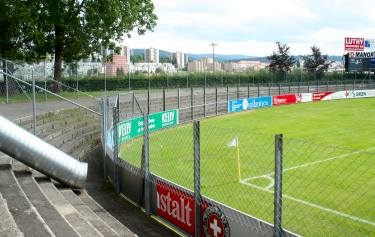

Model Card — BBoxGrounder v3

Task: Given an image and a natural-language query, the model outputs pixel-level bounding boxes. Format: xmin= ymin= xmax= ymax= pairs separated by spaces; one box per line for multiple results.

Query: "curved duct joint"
xmin=0 ymin=115 xmax=87 ymax=188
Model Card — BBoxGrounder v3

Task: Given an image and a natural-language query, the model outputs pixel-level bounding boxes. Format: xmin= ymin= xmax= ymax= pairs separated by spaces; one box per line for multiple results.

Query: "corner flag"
xmin=228 ymin=137 xmax=241 ymax=182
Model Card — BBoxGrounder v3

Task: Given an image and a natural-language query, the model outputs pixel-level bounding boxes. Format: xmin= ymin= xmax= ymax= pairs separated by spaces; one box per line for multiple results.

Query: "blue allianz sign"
xmin=228 ymin=96 xmax=272 ymax=113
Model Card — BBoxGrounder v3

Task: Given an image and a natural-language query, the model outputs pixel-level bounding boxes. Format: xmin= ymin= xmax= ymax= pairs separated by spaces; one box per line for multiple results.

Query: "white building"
xmin=171 ymin=52 xmax=186 ymax=69
xmin=188 ymin=61 xmax=204 ymax=72
xmin=120 ymin=46 xmax=131 ymax=65
xmin=188 ymin=57 xmax=222 ymax=72
xmin=144 ymin=48 xmax=159 ymax=63
xmin=129 ymin=63 xmax=176 ymax=73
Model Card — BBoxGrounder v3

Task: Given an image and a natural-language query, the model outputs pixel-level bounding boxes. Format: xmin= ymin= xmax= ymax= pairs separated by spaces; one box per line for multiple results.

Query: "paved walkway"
xmin=0 ymin=98 xmax=99 ymax=120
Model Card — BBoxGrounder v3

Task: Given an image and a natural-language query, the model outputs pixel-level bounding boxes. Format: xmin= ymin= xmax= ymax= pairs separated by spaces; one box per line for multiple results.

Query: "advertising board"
xmin=296 ymin=93 xmax=312 ymax=103
xmin=312 ymin=92 xmax=334 ymax=101
xmin=117 ymin=109 xmax=179 ymax=144
xmin=156 ymin=181 xmax=196 ymax=235
xmin=228 ymin=96 xmax=272 ymax=113
xmin=320 ymin=90 xmax=375 ymax=101
xmin=345 ymin=37 xmax=365 ymax=51
xmin=272 ymin=94 xmax=298 ymax=106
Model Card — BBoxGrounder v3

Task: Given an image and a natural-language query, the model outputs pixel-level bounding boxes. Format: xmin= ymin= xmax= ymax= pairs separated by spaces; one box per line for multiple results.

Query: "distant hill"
xmin=131 ymin=48 xmax=343 ymax=62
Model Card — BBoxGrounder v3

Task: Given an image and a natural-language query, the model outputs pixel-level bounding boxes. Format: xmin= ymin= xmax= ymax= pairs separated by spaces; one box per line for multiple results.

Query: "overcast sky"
xmin=124 ymin=0 xmax=375 ymax=56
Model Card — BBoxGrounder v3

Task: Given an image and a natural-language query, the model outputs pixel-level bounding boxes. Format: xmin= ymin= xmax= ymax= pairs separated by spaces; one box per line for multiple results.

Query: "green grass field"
xmin=120 ymin=98 xmax=375 ymax=237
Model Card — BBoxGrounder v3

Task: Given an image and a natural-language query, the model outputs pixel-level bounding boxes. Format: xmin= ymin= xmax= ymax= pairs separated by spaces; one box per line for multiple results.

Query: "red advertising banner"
xmin=345 ymin=37 xmax=364 ymax=51
xmin=312 ymin=92 xmax=334 ymax=101
xmin=272 ymin=94 xmax=297 ymax=106
xmin=156 ymin=181 xmax=195 ymax=235
xmin=156 ymin=181 xmax=231 ymax=237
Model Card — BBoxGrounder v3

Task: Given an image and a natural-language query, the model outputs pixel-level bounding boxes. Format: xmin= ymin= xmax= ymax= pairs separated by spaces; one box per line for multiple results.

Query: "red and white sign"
xmin=156 ymin=181 xmax=195 ymax=235
xmin=320 ymin=90 xmax=375 ymax=101
xmin=345 ymin=37 xmax=364 ymax=51
xmin=296 ymin=93 xmax=312 ymax=103
xmin=272 ymin=94 xmax=298 ymax=106
xmin=312 ymin=92 xmax=334 ymax=101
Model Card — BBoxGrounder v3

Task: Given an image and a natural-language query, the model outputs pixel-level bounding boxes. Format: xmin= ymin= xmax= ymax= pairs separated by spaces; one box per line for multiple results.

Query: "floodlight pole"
xmin=209 ymin=42 xmax=218 ymax=72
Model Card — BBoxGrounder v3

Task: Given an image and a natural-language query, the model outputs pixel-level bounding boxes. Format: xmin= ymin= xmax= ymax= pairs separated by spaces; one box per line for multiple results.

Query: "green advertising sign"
xmin=117 ymin=109 xmax=179 ymax=144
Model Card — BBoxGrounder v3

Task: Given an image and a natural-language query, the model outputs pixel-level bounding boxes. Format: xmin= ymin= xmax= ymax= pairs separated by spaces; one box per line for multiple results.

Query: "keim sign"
xmin=228 ymin=96 xmax=272 ymax=113
xmin=117 ymin=109 xmax=179 ymax=144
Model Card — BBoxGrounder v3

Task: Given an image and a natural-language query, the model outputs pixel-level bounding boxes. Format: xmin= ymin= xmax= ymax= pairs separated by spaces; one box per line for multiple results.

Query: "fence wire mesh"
xmin=281 ymin=138 xmax=375 ymax=237
xmin=110 ymin=74 xmax=375 ymax=237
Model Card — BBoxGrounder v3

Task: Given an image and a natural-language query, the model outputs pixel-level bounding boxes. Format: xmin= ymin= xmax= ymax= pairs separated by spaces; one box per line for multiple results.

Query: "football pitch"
xmin=120 ymin=98 xmax=375 ymax=236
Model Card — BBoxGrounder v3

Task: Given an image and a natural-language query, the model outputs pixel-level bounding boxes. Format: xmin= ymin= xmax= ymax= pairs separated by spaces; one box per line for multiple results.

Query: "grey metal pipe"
xmin=0 ymin=115 xmax=87 ymax=188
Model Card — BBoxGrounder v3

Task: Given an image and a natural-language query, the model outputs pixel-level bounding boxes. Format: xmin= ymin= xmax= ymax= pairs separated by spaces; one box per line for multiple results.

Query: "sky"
xmin=124 ymin=0 xmax=375 ymax=56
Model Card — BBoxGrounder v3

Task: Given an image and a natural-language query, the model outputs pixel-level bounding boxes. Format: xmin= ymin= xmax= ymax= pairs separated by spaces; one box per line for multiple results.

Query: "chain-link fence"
xmin=106 ymin=81 xmax=375 ymax=236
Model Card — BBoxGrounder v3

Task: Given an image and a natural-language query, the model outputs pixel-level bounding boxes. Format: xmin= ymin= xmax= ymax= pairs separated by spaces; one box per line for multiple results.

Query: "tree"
xmin=130 ymin=55 xmax=144 ymax=63
xmin=26 ymin=0 xmax=157 ymax=89
xmin=160 ymin=56 xmax=171 ymax=63
xmin=267 ymin=42 xmax=296 ymax=73
xmin=303 ymin=46 xmax=331 ymax=79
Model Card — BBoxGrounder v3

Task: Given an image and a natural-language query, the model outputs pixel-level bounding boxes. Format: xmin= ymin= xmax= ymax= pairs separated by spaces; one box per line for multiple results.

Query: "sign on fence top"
xmin=345 ymin=37 xmax=375 ymax=51
xmin=117 ymin=109 xmax=179 ymax=144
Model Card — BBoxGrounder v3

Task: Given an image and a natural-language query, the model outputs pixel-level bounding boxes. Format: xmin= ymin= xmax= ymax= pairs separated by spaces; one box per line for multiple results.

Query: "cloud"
xmin=124 ymin=0 xmax=375 ymax=56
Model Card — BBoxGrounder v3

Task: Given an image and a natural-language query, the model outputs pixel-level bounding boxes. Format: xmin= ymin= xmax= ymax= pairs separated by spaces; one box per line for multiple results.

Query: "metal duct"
xmin=0 ymin=115 xmax=87 ymax=188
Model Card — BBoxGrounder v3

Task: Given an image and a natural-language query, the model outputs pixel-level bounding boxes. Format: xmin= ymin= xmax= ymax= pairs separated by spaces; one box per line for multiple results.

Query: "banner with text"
xmin=117 ymin=109 xmax=179 ymax=144
xmin=317 ymin=90 xmax=375 ymax=101
xmin=228 ymin=96 xmax=272 ymax=113
xmin=272 ymin=94 xmax=298 ymax=106
xmin=297 ymin=93 xmax=313 ymax=103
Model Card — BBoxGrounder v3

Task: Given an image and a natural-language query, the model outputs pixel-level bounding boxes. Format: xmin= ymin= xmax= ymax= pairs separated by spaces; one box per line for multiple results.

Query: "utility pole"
xmin=209 ymin=42 xmax=218 ymax=72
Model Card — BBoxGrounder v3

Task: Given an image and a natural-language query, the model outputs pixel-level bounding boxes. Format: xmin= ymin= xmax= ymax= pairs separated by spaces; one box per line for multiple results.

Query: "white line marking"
xmin=242 ymin=147 xmax=375 ymax=182
xmin=240 ymin=180 xmax=375 ymax=227
xmin=263 ymin=175 xmax=274 ymax=190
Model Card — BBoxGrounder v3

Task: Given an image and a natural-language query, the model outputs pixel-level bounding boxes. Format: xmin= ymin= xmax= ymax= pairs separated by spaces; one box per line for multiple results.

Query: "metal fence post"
xmin=268 ymin=83 xmax=271 ymax=96
xmin=163 ymin=88 xmax=166 ymax=111
xmin=5 ymin=60 xmax=9 ymax=104
xmin=177 ymin=88 xmax=180 ymax=109
xmin=112 ymin=99 xmax=120 ymax=193
xmin=226 ymin=86 xmax=229 ymax=112
xmin=143 ymin=113 xmax=151 ymax=215
xmin=193 ymin=121 xmax=201 ymax=237
xmin=32 ymin=70 xmax=36 ymax=135
xmin=307 ymin=80 xmax=310 ymax=93
xmin=215 ymin=87 xmax=218 ymax=116
xmin=278 ymin=83 xmax=281 ymax=95
xmin=353 ymin=79 xmax=355 ymax=90
xmin=132 ymin=92 xmax=135 ymax=114
xmin=247 ymin=83 xmax=250 ymax=98
xmin=191 ymin=87 xmax=194 ymax=120
xmin=326 ymin=81 xmax=329 ymax=91
xmin=274 ymin=134 xmax=283 ymax=237
xmin=258 ymin=83 xmax=260 ymax=97
xmin=237 ymin=83 xmax=240 ymax=99
xmin=203 ymin=86 xmax=206 ymax=118
xmin=102 ymin=99 xmax=107 ymax=180
xmin=147 ymin=88 xmax=150 ymax=114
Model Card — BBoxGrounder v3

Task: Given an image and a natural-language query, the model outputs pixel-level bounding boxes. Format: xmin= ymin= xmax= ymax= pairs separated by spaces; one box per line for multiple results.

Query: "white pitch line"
xmin=242 ymin=147 xmax=375 ymax=183
xmin=240 ymin=180 xmax=375 ymax=227
xmin=263 ymin=175 xmax=274 ymax=190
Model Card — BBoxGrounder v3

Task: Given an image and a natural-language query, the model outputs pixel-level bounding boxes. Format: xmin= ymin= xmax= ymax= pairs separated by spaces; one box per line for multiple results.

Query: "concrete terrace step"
xmin=0 ymin=167 xmax=53 ymax=237
xmin=15 ymin=172 xmax=80 ymax=237
xmin=0 ymin=192 xmax=24 ymax=237
xmin=60 ymin=131 xmax=101 ymax=155
xmin=0 ymin=153 xmax=12 ymax=168
xmin=38 ymin=182 xmax=104 ymax=237
xmin=60 ymin=189 xmax=120 ymax=237
xmin=78 ymin=191 xmax=137 ymax=237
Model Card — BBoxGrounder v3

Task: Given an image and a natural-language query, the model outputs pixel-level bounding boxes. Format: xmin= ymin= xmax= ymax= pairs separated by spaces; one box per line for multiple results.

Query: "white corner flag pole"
xmin=236 ymin=137 xmax=241 ymax=182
